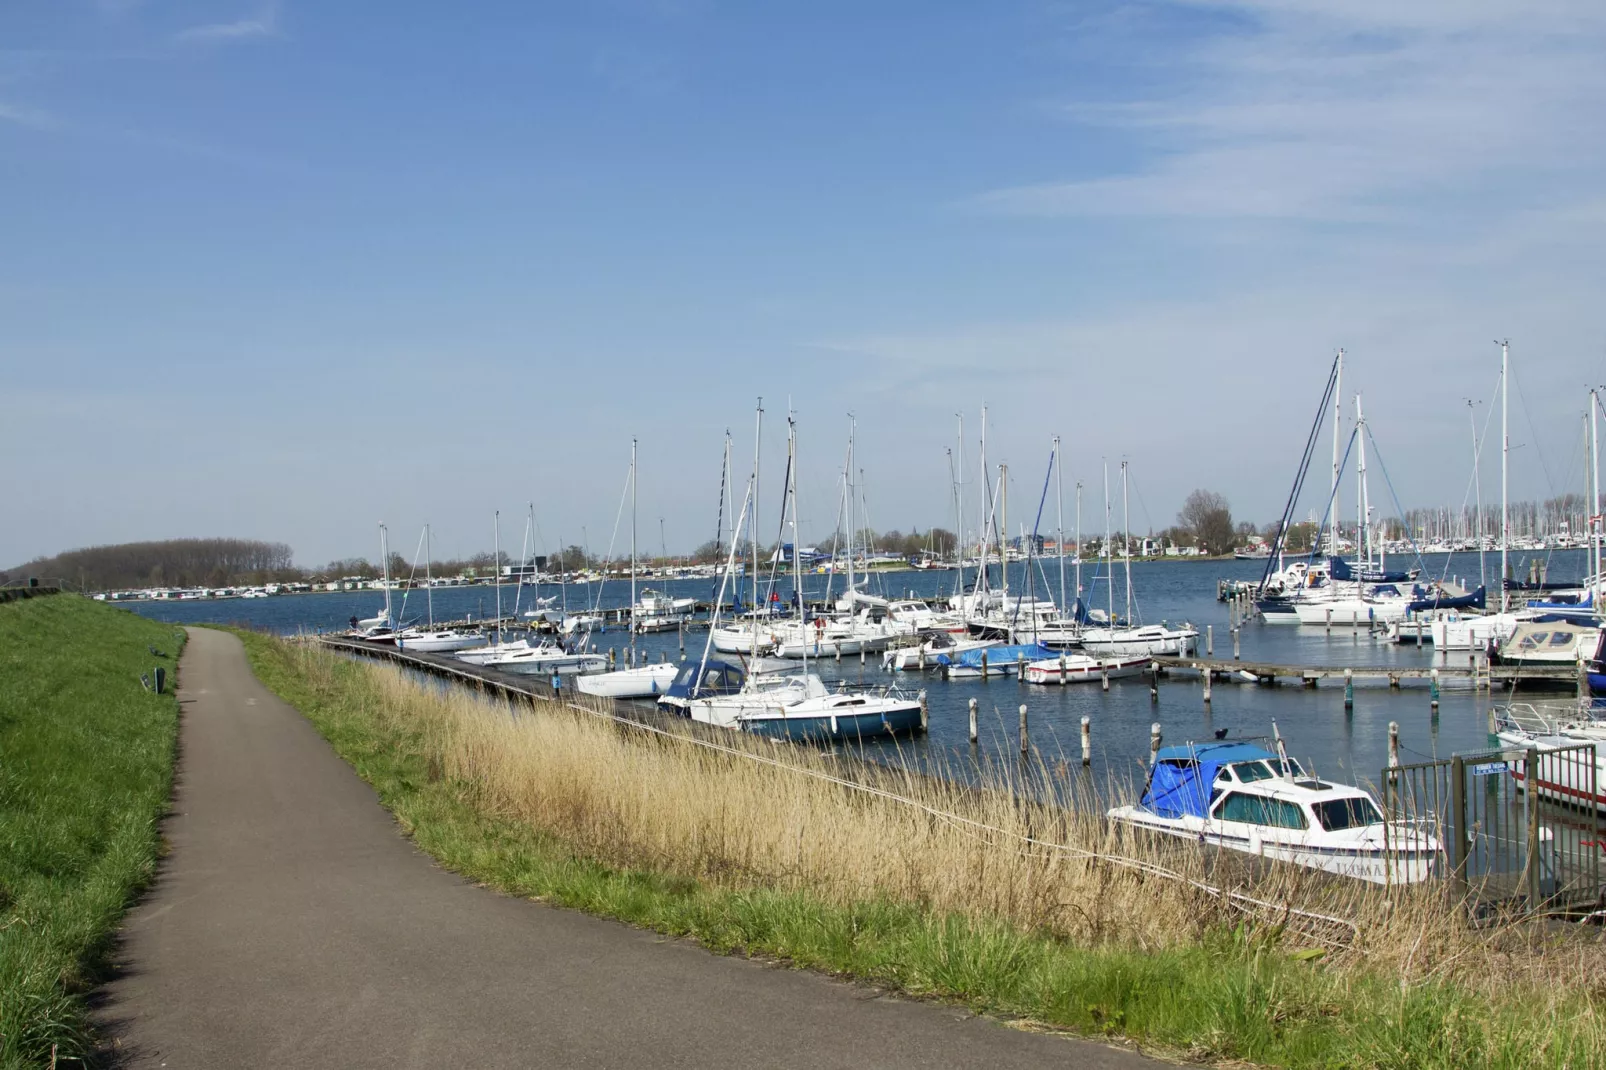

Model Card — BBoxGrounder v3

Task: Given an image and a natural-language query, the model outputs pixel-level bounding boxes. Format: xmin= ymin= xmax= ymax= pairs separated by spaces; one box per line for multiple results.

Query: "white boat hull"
xmin=1024 ymin=654 xmax=1149 ymax=685
xmin=575 ymin=663 xmax=680 ymax=698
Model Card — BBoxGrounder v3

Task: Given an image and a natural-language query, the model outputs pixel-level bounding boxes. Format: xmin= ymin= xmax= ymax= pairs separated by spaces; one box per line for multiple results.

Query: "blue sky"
xmin=4 ymin=1 xmax=1605 ymax=566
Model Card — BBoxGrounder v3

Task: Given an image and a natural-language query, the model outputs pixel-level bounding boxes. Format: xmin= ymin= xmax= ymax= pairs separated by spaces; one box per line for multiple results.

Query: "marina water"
xmin=129 ymin=551 xmax=1578 ymax=795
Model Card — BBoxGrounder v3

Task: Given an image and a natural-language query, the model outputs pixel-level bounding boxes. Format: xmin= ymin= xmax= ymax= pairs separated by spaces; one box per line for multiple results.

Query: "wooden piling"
xmin=1206 ymin=624 xmax=1213 ymax=656
xmin=1202 ymin=669 xmax=1212 ymax=703
xmin=919 ymin=689 xmax=929 ymax=732
xmin=1388 ymin=721 xmax=1400 ymax=768
xmin=1149 ymin=722 xmax=1162 ymax=767
xmin=1019 ymin=704 xmax=1029 ymax=755
xmin=968 ymin=697 xmax=978 ymax=744
xmin=1080 ymin=716 xmax=1092 ymax=765
xmin=1344 ymin=668 xmax=1354 ymax=710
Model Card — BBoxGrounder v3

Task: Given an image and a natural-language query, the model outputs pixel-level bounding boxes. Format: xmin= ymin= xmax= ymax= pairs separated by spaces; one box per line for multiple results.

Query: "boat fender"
xmin=1248 ymin=830 xmax=1263 ymax=856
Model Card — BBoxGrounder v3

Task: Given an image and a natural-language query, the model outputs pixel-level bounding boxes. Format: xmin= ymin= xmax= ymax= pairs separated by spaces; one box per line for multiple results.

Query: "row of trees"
xmin=8 ymin=538 xmax=297 ymax=591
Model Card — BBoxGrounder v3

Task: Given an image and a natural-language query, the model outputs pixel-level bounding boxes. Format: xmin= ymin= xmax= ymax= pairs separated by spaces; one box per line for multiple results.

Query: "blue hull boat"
xmin=741 ymin=703 xmax=924 ymax=742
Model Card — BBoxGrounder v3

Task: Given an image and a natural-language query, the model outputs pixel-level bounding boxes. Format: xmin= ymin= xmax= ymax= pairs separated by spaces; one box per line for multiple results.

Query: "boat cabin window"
xmin=1311 ymin=796 xmax=1383 ymax=831
xmin=1231 ymin=761 xmax=1276 ymax=782
xmin=1519 ymin=632 xmax=1548 ymax=650
xmin=1216 ymin=792 xmax=1308 ymax=830
xmin=1551 ymin=632 xmax=1575 ymax=647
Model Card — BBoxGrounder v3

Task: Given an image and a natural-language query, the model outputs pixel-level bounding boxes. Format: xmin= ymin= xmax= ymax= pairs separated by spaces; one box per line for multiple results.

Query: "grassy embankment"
xmin=0 ymin=597 xmax=181 ymax=1068
xmin=237 ymin=631 xmax=1604 ymax=1069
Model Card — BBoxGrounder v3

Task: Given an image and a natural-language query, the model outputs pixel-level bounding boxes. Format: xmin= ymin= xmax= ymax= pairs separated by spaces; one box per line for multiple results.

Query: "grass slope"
xmin=0 ymin=597 xmax=181 ymax=1068
xmin=235 ymin=631 xmax=1603 ymax=1069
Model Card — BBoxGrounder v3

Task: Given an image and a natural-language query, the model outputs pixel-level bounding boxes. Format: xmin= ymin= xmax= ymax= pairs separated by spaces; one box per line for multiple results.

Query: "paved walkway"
xmin=95 ymin=627 xmax=1159 ymax=1068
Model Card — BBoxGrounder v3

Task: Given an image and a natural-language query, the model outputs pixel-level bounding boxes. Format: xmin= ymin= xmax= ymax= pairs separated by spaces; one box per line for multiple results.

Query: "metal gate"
xmin=1382 ymin=742 xmax=1602 ymax=914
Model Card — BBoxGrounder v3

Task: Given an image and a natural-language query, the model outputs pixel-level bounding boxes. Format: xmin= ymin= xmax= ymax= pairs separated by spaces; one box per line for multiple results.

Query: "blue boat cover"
xmin=1140 ymin=742 xmax=1279 ymax=819
xmin=1407 ymin=585 xmax=1487 ymax=613
xmin=1328 ymin=556 xmax=1414 ymax=584
xmin=937 ymin=643 xmax=1057 ymax=667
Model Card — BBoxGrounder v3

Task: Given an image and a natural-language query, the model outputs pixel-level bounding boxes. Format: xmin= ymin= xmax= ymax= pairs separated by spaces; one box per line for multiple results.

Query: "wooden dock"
xmin=1152 ymin=655 xmax=1580 ymax=691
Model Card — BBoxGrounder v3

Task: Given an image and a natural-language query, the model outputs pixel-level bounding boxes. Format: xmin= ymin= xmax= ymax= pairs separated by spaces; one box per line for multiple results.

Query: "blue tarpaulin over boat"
xmin=1407 ymin=586 xmax=1486 ymax=613
xmin=936 ymin=643 xmax=1056 ymax=667
xmin=1140 ymin=743 xmax=1280 ymax=819
xmin=1328 ymin=556 xmax=1414 ymax=584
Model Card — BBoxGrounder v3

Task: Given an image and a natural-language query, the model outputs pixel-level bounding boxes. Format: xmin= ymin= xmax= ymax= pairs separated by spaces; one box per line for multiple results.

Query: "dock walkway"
xmin=1153 ymin=655 xmax=1578 ymax=690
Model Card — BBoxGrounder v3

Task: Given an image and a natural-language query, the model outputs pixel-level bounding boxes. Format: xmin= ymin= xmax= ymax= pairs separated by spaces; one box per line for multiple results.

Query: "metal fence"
xmin=1382 ymin=742 xmax=1602 ymax=915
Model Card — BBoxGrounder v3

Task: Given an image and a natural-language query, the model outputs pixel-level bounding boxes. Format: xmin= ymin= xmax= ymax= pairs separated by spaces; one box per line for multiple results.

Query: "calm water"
xmin=130 ymin=549 xmax=1586 ymax=793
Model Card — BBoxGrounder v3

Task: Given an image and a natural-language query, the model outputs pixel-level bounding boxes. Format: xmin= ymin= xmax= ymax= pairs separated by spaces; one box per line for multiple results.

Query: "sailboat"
xmin=356 ymin=522 xmax=400 ymax=642
xmin=395 ymin=524 xmax=486 ymax=653
xmin=1078 ymin=462 xmax=1198 ymax=656
xmin=579 ymin=440 xmax=681 ymax=699
xmin=688 ymin=414 xmax=923 ymax=740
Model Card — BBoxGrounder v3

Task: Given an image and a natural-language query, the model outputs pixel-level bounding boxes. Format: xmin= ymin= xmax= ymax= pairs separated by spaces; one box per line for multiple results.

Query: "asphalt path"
xmin=94 ymin=627 xmax=1162 ymax=1068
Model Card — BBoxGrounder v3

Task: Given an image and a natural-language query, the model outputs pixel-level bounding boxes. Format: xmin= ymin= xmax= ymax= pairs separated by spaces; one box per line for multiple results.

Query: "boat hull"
xmin=1024 ymin=655 xmax=1148 ymax=685
xmin=739 ymin=703 xmax=923 ymax=741
xmin=575 ymin=664 xmax=680 ymax=698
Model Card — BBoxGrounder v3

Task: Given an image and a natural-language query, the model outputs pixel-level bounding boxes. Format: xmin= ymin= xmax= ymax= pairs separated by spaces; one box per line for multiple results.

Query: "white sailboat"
xmin=395 ymin=524 xmax=485 ymax=653
xmin=1078 ymin=462 xmax=1198 ymax=656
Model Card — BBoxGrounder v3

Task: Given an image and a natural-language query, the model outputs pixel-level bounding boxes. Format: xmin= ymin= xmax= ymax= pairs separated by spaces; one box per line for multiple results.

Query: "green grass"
xmin=234 ymin=629 xmax=1604 ymax=1069
xmin=0 ymin=597 xmax=181 ymax=1069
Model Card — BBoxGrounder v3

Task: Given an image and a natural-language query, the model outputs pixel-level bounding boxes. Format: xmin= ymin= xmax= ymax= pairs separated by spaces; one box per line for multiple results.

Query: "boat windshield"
xmin=1311 ymin=796 xmax=1382 ymax=831
xmin=1231 ymin=758 xmax=1304 ymax=782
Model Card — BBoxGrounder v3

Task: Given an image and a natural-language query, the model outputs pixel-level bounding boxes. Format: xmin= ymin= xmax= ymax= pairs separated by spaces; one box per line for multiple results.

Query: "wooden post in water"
xmin=1430 ymin=668 xmax=1440 ymax=712
xmin=918 ymin=646 xmax=926 ymax=671
xmin=1059 ymin=652 xmax=1067 ymax=682
xmin=980 ymin=648 xmax=988 ymax=676
xmin=1150 ymin=661 xmax=1159 ymax=702
xmin=1388 ymin=721 xmax=1400 ymax=768
xmin=919 ymin=689 xmax=928 ymax=733
xmin=1232 ymin=628 xmax=1241 ymax=661
xmin=1202 ymin=668 xmax=1212 ymax=704
xmin=968 ymin=697 xmax=978 ymax=744
xmin=1019 ymin=704 xmax=1028 ymax=756
xmin=1017 ymin=650 xmax=1026 ymax=681
xmin=1149 ymin=722 xmax=1162 ymax=767
xmin=1345 ymin=668 xmax=1354 ymax=711
xmin=1080 ymin=716 xmax=1092 ymax=765
xmin=1325 ymin=607 xmax=1332 ymax=635
xmin=1206 ymin=624 xmax=1213 ymax=656
xmin=1101 ymin=665 xmax=1109 ymax=691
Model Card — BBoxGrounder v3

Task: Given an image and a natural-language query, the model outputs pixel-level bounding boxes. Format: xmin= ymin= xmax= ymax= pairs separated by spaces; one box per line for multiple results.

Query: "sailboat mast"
xmin=630 ymin=437 xmax=638 ymax=650
xmin=425 ymin=523 xmax=433 ymax=628
xmin=1121 ymin=460 xmax=1132 ymax=624
xmin=1331 ymin=349 xmax=1343 ymax=558
xmin=752 ymin=400 xmax=764 ymax=659
xmin=1074 ymin=481 xmax=1083 ymax=619
xmin=955 ymin=413 xmax=965 ymax=616
xmin=846 ymin=414 xmax=856 ymax=595
xmin=1591 ymin=390 xmax=1602 ymax=608
xmin=789 ymin=414 xmax=805 ymax=673
xmin=1054 ymin=436 xmax=1066 ymax=615
xmin=492 ymin=511 xmax=501 ymax=644
xmin=1000 ymin=462 xmax=1009 ymax=608
xmin=1499 ymin=341 xmax=1509 ymax=611
xmin=1103 ymin=462 xmax=1114 ymax=622
xmin=380 ymin=522 xmax=392 ymax=626
xmin=1469 ymin=399 xmax=1485 ymax=587
xmin=979 ymin=407 xmax=988 ymax=600
xmin=1354 ymin=395 xmax=1366 ymax=566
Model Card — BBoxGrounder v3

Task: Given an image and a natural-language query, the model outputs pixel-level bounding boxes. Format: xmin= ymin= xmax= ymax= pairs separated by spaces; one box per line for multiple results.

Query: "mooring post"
xmin=1150 ymin=661 xmax=1159 ymax=702
xmin=1232 ymin=628 xmax=1241 ymax=661
xmin=860 ymin=647 xmax=866 ymax=667
xmin=1388 ymin=720 xmax=1400 ymax=768
xmin=1017 ymin=651 xmax=1026 ymax=681
xmin=968 ymin=697 xmax=978 ymax=744
xmin=1080 ymin=716 xmax=1092 ymax=765
xmin=1325 ymin=607 xmax=1332 ymax=635
xmin=1101 ymin=665 xmax=1109 ymax=691
xmin=1019 ymin=704 xmax=1029 ymax=755
xmin=1526 ymin=746 xmax=1543 ymax=906
xmin=1430 ymin=668 xmax=1440 ymax=711
xmin=1345 ymin=668 xmax=1354 ymax=711
xmin=1202 ymin=668 xmax=1212 ymax=703
xmin=1577 ymin=653 xmax=1588 ymax=698
xmin=980 ymin=648 xmax=988 ymax=675
xmin=679 ymin=623 xmax=685 ymax=654
xmin=1206 ymin=624 xmax=1213 ymax=656
xmin=919 ymin=689 xmax=929 ymax=733
xmin=608 ymin=647 xmax=615 ymax=666
xmin=918 ymin=646 xmax=926 ymax=671
xmin=1059 ymin=652 xmax=1067 ymax=682
xmin=1149 ymin=722 xmax=1162 ymax=767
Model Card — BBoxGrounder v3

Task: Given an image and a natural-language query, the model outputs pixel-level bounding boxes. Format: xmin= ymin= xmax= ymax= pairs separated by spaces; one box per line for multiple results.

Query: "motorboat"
xmin=1023 ymin=652 xmax=1149 ymax=685
xmin=478 ymin=640 xmax=607 ymax=676
xmin=575 ymin=661 xmax=681 ymax=699
xmin=1494 ymin=701 xmax=1606 ymax=810
xmin=1491 ymin=620 xmax=1602 ymax=666
xmin=687 ymin=670 xmax=922 ymax=741
xmin=1107 ymin=741 xmax=1439 ymax=885
xmin=632 ymin=589 xmax=694 ymax=633
xmin=937 ymin=642 xmax=1055 ymax=679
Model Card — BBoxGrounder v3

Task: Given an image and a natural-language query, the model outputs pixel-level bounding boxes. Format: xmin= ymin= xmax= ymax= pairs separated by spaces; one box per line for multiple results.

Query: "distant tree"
xmin=927 ymin=528 xmax=957 ymax=555
xmin=1282 ymin=521 xmax=1318 ymax=554
xmin=1178 ymin=490 xmax=1236 ymax=555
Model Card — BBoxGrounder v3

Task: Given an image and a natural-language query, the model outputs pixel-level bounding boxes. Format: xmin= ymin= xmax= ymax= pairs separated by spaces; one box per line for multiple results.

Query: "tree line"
xmin=7 ymin=538 xmax=297 ymax=591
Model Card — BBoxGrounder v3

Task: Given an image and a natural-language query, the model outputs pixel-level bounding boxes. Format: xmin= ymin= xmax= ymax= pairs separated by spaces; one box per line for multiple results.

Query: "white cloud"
xmin=175 ymin=7 xmax=280 ymax=44
xmin=0 ymin=101 xmax=59 ymax=129
xmin=976 ymin=2 xmax=1606 ymax=221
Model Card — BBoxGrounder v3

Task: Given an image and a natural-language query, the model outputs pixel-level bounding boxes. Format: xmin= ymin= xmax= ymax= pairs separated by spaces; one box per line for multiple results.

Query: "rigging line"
xmin=1360 ymin=423 xmax=1428 ymax=573
xmin=1309 ymin=427 xmax=1360 ymax=559
xmin=1124 ymin=466 xmax=1157 ymax=539
xmin=591 ymin=460 xmax=634 ymax=615
xmin=1261 ymin=353 xmax=1340 ymax=591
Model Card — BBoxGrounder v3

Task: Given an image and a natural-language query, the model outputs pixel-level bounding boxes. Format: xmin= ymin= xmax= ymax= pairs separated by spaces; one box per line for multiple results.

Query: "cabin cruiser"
xmin=686 ymin=668 xmax=922 ymax=741
xmin=1492 ymin=620 xmax=1603 ymax=667
xmin=1108 ymin=741 xmax=1439 ymax=885
xmin=632 ymin=589 xmax=695 ymax=633
xmin=1495 ymin=701 xmax=1606 ymax=811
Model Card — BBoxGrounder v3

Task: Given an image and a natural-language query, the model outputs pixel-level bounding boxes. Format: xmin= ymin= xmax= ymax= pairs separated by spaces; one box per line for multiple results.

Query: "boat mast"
xmin=630 ymin=437 xmax=637 ymax=655
xmin=1331 ymin=348 xmax=1343 ymax=559
xmin=954 ymin=413 xmax=965 ymax=613
xmin=947 ymin=447 xmax=960 ymax=611
xmin=751 ymin=400 xmax=764 ymax=660
xmin=1591 ymin=389 xmax=1602 ymax=609
xmin=1499 ymin=340 xmax=1509 ymax=611
xmin=1355 ymin=395 xmax=1367 ymax=569
xmin=789 ymin=414 xmax=805 ymax=674
xmin=425 ymin=523 xmax=433 ymax=629
xmin=379 ymin=522 xmax=392 ymax=627
xmin=979 ymin=406 xmax=989 ymax=600
xmin=1121 ymin=460 xmax=1132 ymax=625
xmin=1074 ymin=481 xmax=1083 ymax=621
xmin=1103 ymin=461 xmax=1114 ymax=622
xmin=1469 ymin=398 xmax=1485 ymax=588
xmin=492 ymin=512 xmax=501 ymax=644
xmin=1054 ymin=436 xmax=1066 ymax=617
xmin=1000 ymin=462 xmax=1009 ymax=611
xmin=846 ymin=414 xmax=857 ymax=597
